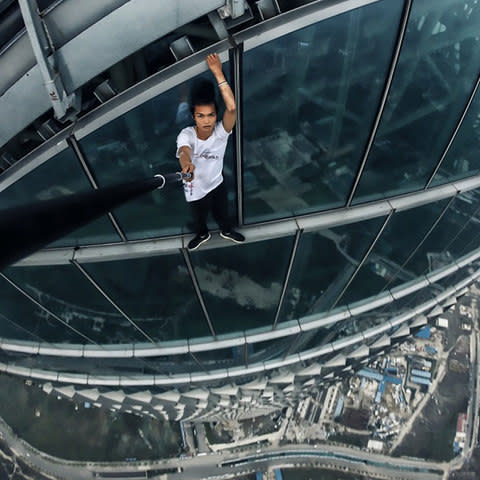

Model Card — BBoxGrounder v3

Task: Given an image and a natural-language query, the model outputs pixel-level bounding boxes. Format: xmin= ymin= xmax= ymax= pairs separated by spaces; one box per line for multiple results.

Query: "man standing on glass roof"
xmin=177 ymin=53 xmax=245 ymax=251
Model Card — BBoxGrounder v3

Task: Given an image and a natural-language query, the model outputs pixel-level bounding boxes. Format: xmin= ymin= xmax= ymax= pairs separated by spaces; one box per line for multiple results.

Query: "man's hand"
xmin=207 ymin=53 xmax=224 ymax=80
xmin=181 ymin=162 xmax=195 ymax=182
xmin=179 ymin=146 xmax=194 ymax=182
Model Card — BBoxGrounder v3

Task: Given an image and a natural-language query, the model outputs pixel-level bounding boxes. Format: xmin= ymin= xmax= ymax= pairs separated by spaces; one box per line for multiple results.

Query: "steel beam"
xmin=18 ymin=0 xmax=78 ymax=121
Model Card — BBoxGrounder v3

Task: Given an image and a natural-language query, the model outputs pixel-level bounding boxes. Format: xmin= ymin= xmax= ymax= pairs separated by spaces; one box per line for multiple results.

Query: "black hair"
xmin=189 ymin=79 xmax=217 ymax=116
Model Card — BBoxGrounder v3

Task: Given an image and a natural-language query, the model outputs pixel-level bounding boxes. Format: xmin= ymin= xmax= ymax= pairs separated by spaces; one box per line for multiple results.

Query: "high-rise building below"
xmin=0 ymin=0 xmax=479 ymax=424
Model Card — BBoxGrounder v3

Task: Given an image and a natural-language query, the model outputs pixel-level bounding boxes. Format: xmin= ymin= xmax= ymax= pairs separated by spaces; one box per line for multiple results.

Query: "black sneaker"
xmin=188 ymin=233 xmax=211 ymax=251
xmin=220 ymin=230 xmax=245 ymax=244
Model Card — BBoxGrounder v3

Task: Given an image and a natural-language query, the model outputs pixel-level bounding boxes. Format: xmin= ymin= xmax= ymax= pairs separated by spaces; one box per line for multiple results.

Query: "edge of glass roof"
xmin=12 ymin=175 xmax=480 ymax=266
xmin=237 ymin=0 xmax=380 ymax=52
xmin=3 ymin=246 xmax=480 ymax=358
xmin=0 ymin=266 xmax=473 ymax=386
xmin=0 ymin=138 xmax=70 ymax=194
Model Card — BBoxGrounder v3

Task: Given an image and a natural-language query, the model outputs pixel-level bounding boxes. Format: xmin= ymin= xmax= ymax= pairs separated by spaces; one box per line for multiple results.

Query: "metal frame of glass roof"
xmin=1 ymin=243 xmax=479 ymax=359
xmin=0 ymin=264 xmax=476 ymax=386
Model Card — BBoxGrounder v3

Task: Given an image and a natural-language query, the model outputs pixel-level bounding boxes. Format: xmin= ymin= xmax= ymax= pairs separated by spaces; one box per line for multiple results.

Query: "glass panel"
xmin=3 ymin=353 xmax=151 ymax=377
xmin=432 ymin=86 xmax=480 ymax=185
xmin=0 ymin=275 xmax=86 ymax=343
xmin=0 ymin=312 xmax=40 ymax=342
xmin=4 ymin=264 xmax=145 ymax=344
xmin=400 ymin=193 xmax=476 ymax=277
xmin=332 ymin=310 xmax=389 ymax=342
xmin=193 ymin=345 xmax=245 ymax=370
xmin=429 ymin=268 xmax=467 ymax=292
xmin=282 ymin=330 xmax=326 ymax=356
xmin=242 ymin=0 xmax=403 ymax=222
xmin=441 ymin=189 xmax=480 ymax=257
xmin=389 ymin=285 xmax=435 ymax=313
xmin=140 ymin=354 xmax=195 ymax=375
xmin=279 ymin=216 xmax=385 ymax=322
xmin=79 ymin=68 xmax=236 ymax=240
xmin=81 ymin=253 xmax=210 ymax=342
xmin=0 ymin=148 xmax=119 ymax=247
xmin=337 ymin=198 xmax=450 ymax=305
xmin=190 ymin=236 xmax=295 ymax=334
xmin=247 ymin=336 xmax=295 ymax=364
xmin=353 ymin=0 xmax=480 ymax=203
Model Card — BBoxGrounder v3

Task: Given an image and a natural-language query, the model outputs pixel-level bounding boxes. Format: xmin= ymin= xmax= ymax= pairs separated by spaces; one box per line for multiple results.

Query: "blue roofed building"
xmin=415 ymin=326 xmax=431 ymax=339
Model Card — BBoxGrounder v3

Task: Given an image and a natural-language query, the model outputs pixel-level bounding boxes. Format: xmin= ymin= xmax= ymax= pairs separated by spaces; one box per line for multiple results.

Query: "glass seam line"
xmin=272 ymin=229 xmax=302 ymax=329
xmin=330 ymin=211 xmax=393 ymax=310
xmin=70 ymin=259 xmax=157 ymax=344
xmin=2 ymin=267 xmax=477 ymax=386
xmin=345 ymin=0 xmax=413 ymax=207
xmin=424 ymin=74 xmax=480 ymax=189
xmin=4 ymin=244 xmax=479 ymax=358
xmin=0 ymin=272 xmax=97 ymax=344
xmin=16 ymin=175 xmax=475 ymax=266
xmin=68 ymin=136 xmax=128 ymax=243
xmin=181 ymin=248 xmax=216 ymax=338
xmin=233 ymin=42 xmax=243 ymax=226
xmin=379 ymin=195 xmax=457 ymax=292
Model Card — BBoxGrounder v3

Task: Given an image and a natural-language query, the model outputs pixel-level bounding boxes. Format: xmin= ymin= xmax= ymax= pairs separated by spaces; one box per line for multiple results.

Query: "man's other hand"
xmin=207 ymin=53 xmax=223 ymax=77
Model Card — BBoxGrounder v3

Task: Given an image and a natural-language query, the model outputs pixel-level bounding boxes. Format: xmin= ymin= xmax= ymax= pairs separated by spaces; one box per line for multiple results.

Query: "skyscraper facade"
xmin=0 ymin=0 xmax=479 ymax=422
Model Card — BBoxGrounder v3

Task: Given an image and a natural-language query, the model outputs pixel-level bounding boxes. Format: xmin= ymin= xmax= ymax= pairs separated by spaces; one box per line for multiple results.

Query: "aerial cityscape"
xmin=1 ymin=283 xmax=480 ymax=479
xmin=0 ymin=0 xmax=480 ymax=479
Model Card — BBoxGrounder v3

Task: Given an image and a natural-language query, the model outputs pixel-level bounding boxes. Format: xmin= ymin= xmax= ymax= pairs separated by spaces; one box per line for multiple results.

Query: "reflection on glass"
xmin=432 ymin=89 xmax=480 ymax=185
xmin=242 ymin=0 xmax=403 ymax=222
xmin=79 ymin=69 xmax=236 ymax=240
xmin=338 ymin=199 xmax=450 ymax=305
xmin=247 ymin=336 xmax=295 ymax=364
xmin=6 ymin=353 xmax=153 ymax=377
xmin=285 ymin=330 xmax=328 ymax=355
xmin=190 ymin=236 xmax=294 ymax=334
xmin=0 ymin=275 xmax=86 ymax=343
xmin=0 ymin=148 xmax=119 ymax=247
xmin=430 ymin=268 xmax=467 ymax=292
xmin=279 ymin=217 xmax=385 ymax=322
xmin=439 ymin=189 xmax=480 ymax=257
xmin=330 ymin=310 xmax=389 ymax=343
xmin=140 ymin=353 xmax=197 ymax=375
xmin=81 ymin=253 xmax=210 ymax=342
xmin=386 ymin=283 xmax=436 ymax=314
xmin=399 ymin=192 xmax=478 ymax=278
xmin=192 ymin=345 xmax=245 ymax=370
xmin=4 ymin=264 xmax=145 ymax=344
xmin=0 ymin=312 xmax=40 ymax=343
xmin=354 ymin=0 xmax=480 ymax=203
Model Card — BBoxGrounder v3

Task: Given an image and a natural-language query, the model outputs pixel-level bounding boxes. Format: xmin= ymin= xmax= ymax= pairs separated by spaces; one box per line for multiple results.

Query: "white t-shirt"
xmin=176 ymin=121 xmax=231 ymax=202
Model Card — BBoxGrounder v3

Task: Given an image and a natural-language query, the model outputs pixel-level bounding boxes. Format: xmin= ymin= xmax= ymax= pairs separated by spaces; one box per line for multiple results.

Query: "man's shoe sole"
xmin=220 ymin=232 xmax=244 ymax=244
xmin=188 ymin=233 xmax=211 ymax=251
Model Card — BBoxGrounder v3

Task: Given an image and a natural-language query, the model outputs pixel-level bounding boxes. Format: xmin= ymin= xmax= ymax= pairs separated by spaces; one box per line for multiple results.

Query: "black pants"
xmin=189 ymin=182 xmax=231 ymax=236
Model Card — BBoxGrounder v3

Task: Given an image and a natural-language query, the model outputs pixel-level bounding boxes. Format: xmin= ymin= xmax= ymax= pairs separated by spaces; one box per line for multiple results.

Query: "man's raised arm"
xmin=207 ymin=53 xmax=236 ymax=133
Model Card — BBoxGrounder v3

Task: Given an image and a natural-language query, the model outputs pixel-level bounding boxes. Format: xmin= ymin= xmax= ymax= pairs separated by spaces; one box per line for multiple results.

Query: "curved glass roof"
xmin=0 ymin=0 xmax=479 ymax=387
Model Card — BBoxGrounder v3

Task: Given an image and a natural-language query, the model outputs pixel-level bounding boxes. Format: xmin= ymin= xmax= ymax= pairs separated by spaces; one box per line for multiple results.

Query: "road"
xmin=0 ymin=413 xmax=447 ymax=480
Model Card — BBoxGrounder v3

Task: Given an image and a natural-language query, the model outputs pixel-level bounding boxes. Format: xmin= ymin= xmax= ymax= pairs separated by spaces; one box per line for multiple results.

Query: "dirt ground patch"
xmin=393 ymin=336 xmax=470 ymax=461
